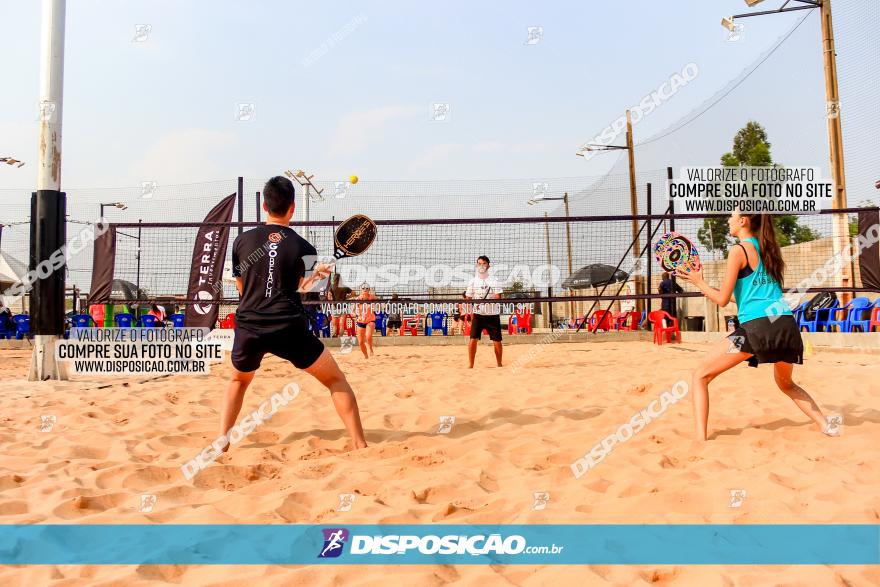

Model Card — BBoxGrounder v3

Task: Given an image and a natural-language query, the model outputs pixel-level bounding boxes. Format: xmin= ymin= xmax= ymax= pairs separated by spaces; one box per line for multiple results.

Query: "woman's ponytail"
xmin=749 ymin=214 xmax=785 ymax=286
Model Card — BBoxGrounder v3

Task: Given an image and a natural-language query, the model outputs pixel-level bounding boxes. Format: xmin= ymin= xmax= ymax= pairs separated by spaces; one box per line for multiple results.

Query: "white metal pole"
xmin=38 ymin=0 xmax=65 ymax=191
xmin=29 ymin=0 xmax=68 ymax=381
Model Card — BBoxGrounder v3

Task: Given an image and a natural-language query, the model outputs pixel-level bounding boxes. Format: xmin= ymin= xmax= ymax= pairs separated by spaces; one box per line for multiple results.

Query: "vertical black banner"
xmin=858 ymin=209 xmax=880 ymax=291
xmin=88 ymin=224 xmax=116 ymax=304
xmin=184 ymin=194 xmax=237 ymax=328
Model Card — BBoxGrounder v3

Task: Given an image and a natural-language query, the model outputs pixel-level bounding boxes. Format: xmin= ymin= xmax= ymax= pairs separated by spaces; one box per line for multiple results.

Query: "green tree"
xmin=698 ymin=120 xmax=818 ymax=256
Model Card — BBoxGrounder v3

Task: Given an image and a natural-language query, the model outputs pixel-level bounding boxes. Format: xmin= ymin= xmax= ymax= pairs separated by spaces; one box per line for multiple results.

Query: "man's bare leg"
xmin=468 ymin=338 xmax=478 ymax=368
xmin=304 ymin=349 xmax=368 ymax=449
xmin=493 ymin=341 xmax=503 ymax=367
xmin=219 ymin=368 xmax=256 ymax=452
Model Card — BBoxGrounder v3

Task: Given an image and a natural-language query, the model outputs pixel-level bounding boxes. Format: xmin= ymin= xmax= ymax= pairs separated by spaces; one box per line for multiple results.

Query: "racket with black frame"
xmin=298 ymin=213 xmax=377 ymax=328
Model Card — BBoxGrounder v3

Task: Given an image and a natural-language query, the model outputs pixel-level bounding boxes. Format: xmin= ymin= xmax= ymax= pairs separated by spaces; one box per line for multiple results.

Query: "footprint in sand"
xmin=627 ymin=383 xmax=649 ymax=395
xmin=0 ymin=501 xmax=28 ymax=515
xmin=659 ymin=455 xmax=681 ymax=469
xmin=52 ymin=493 xmax=129 ymax=518
xmin=122 ymin=466 xmax=177 ymax=491
xmin=275 ymin=492 xmax=314 ymax=522
xmin=477 ymin=470 xmax=499 ymax=493
xmin=190 ymin=464 xmax=280 ymax=491
xmin=295 ymin=462 xmax=335 ymax=479
xmin=0 ymin=474 xmax=25 ymax=491
xmin=768 ymin=472 xmax=799 ymax=490
xmin=393 ymin=389 xmax=414 ymax=399
xmin=382 ymin=413 xmax=407 ymax=430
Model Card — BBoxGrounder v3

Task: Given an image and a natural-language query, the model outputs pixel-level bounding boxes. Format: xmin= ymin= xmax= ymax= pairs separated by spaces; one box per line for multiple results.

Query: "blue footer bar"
xmin=1 ymin=524 xmax=878 ymax=565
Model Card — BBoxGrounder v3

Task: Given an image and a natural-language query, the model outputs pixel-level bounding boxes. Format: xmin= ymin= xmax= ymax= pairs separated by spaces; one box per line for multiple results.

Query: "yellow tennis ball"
xmin=349 ymin=175 xmax=359 ymax=184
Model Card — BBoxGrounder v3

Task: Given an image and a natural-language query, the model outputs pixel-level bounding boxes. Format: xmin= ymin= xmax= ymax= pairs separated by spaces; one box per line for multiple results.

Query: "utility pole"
xmin=285 ymin=169 xmax=324 ymax=241
xmin=576 ymin=111 xmax=641 ymax=310
xmin=543 ymin=211 xmax=554 ymax=330
xmin=625 ymin=110 xmax=642 ymax=311
xmin=563 ymin=192 xmax=574 ymax=320
xmin=820 ymin=0 xmax=852 ymax=302
xmin=720 ymin=0 xmax=851 ymax=301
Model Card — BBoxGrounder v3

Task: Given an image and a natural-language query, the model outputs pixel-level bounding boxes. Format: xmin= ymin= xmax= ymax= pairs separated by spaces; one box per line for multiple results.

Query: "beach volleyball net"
xmin=100 ymin=204 xmax=877 ymax=328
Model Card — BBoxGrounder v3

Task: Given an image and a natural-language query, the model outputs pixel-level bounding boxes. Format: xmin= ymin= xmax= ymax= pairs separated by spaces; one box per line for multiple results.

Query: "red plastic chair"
xmin=587 ymin=310 xmax=614 ymax=332
xmin=869 ymin=307 xmax=880 ymax=333
xmin=462 ymin=313 xmax=474 ymax=336
xmin=509 ymin=309 xmax=533 ymax=334
xmin=342 ymin=314 xmax=356 ymax=336
xmin=647 ymin=310 xmax=680 ymax=345
xmin=218 ymin=313 xmax=235 ymax=329
xmin=400 ymin=313 xmax=421 ymax=336
xmin=614 ymin=311 xmax=641 ymax=331
xmin=89 ymin=304 xmax=105 ymax=328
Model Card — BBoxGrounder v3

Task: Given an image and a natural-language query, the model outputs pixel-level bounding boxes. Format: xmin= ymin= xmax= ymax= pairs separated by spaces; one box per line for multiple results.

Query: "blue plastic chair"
xmin=800 ymin=299 xmax=838 ymax=332
xmin=71 ymin=314 xmax=93 ymax=328
xmin=114 ymin=313 xmax=134 ymax=328
xmin=169 ymin=313 xmax=185 ymax=328
xmin=791 ymin=302 xmax=808 ymax=325
xmin=139 ymin=315 xmax=158 ymax=328
xmin=375 ymin=311 xmax=388 ymax=336
xmin=13 ymin=315 xmax=29 ymax=340
xmin=424 ymin=311 xmax=449 ymax=336
xmin=849 ymin=299 xmax=880 ymax=333
xmin=827 ymin=297 xmax=870 ymax=333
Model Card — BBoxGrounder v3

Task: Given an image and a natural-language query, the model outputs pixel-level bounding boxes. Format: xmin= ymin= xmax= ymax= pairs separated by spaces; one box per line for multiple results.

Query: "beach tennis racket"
xmin=319 ymin=213 xmax=377 ymax=276
xmin=654 ymin=231 xmax=702 ymax=273
xmin=299 ymin=214 xmax=377 ymax=318
xmin=331 ymin=214 xmax=376 ymax=262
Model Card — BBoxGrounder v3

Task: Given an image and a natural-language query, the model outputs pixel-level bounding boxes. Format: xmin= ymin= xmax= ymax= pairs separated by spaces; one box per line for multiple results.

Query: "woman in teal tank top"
xmin=676 ymin=212 xmax=835 ymax=441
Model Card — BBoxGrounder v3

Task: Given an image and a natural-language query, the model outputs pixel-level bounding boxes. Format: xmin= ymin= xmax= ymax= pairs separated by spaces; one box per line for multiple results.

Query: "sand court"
xmin=1 ymin=341 xmax=878 ymax=585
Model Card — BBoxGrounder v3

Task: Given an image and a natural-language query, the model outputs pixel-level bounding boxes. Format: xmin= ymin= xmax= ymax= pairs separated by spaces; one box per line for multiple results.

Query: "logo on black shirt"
xmin=266 ymin=242 xmax=279 ymax=298
xmin=268 ymin=232 xmax=282 ymax=243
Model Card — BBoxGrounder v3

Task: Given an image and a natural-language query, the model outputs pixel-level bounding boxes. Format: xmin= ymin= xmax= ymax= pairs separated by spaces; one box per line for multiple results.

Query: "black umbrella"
xmin=111 ymin=279 xmax=149 ymax=301
xmin=561 ymin=263 xmax=629 ymax=290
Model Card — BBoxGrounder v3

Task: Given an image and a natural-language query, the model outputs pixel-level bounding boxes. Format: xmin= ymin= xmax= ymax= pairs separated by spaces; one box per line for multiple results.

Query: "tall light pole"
xmin=721 ymin=0 xmax=852 ymax=300
xmin=577 ymin=110 xmax=642 ymax=310
xmin=285 ymin=169 xmax=325 ymax=242
xmin=29 ymin=0 xmax=67 ymax=381
xmin=529 ymin=192 xmax=574 ymax=319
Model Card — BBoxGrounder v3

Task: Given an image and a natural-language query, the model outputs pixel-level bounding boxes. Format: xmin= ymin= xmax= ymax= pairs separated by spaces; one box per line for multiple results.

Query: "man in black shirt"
xmin=221 ymin=176 xmax=367 ymax=451
xmin=658 ymin=271 xmax=684 ymax=319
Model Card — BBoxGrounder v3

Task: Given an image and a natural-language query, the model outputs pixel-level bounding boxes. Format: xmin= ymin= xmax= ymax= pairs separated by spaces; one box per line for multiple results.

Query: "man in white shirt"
xmin=464 ymin=255 xmax=503 ymax=368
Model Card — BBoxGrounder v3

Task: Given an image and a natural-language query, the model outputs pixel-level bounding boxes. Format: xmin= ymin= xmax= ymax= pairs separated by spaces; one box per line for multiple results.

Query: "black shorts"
xmin=470 ymin=314 xmax=502 ymax=342
xmin=231 ymin=317 xmax=325 ymax=372
xmin=728 ymin=315 xmax=803 ymax=368
xmin=387 ymin=319 xmax=402 ymax=329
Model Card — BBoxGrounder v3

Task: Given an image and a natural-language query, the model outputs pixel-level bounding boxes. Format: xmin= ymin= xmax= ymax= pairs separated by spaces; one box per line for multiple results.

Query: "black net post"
xmin=237 ymin=176 xmax=244 ymax=236
xmin=29 ymin=190 xmax=67 ymax=335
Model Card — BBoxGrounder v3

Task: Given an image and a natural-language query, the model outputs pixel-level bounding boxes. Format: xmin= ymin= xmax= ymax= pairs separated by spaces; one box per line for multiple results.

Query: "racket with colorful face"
xmin=654 ymin=231 xmax=702 ymax=274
